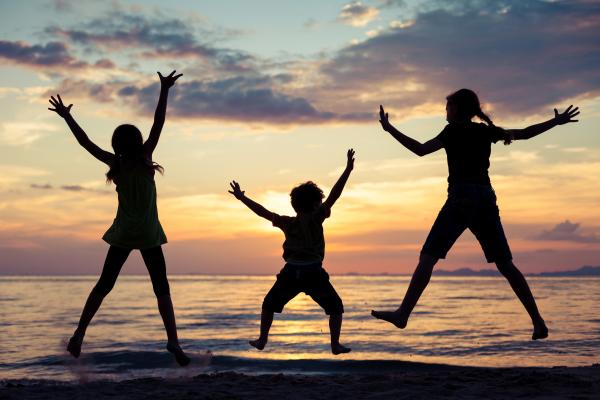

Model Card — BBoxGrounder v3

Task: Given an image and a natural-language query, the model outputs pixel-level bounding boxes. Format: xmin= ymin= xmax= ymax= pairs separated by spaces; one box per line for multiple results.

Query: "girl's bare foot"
xmin=249 ymin=338 xmax=267 ymax=350
xmin=371 ymin=310 xmax=407 ymax=329
xmin=331 ymin=343 xmax=351 ymax=355
xmin=532 ymin=323 xmax=549 ymax=340
xmin=67 ymin=333 xmax=83 ymax=358
xmin=166 ymin=342 xmax=191 ymax=366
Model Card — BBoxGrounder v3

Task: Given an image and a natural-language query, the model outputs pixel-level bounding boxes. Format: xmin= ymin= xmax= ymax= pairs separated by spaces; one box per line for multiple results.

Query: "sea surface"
xmin=1 ymin=275 xmax=599 ymax=381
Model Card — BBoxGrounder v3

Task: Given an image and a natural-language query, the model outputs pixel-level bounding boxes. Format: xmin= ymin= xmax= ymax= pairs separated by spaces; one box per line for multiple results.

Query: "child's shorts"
xmin=421 ymin=183 xmax=513 ymax=263
xmin=262 ymin=263 xmax=344 ymax=315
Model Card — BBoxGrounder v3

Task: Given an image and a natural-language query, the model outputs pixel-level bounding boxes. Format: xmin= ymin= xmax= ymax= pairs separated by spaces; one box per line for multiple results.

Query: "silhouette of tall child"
xmin=372 ymin=89 xmax=579 ymax=340
xmin=229 ymin=150 xmax=355 ymax=354
xmin=48 ymin=71 xmax=190 ymax=366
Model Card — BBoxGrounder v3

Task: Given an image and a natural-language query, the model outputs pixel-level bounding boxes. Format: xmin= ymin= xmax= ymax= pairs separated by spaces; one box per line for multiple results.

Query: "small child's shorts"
xmin=262 ymin=263 xmax=344 ymax=315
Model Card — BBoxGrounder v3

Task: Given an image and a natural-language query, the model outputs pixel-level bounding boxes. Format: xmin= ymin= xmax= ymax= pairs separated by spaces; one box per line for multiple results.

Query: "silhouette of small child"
xmin=229 ymin=149 xmax=355 ymax=355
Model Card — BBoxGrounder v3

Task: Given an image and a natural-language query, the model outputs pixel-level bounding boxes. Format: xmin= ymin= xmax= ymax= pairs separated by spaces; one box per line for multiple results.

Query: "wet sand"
xmin=2 ymin=362 xmax=599 ymax=399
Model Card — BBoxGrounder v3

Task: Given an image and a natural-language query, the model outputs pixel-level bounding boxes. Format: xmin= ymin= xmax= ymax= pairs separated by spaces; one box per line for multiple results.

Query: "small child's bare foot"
xmin=166 ymin=342 xmax=191 ymax=366
xmin=371 ymin=310 xmax=407 ymax=329
xmin=532 ymin=323 xmax=548 ymax=340
xmin=67 ymin=333 xmax=83 ymax=358
xmin=331 ymin=343 xmax=351 ymax=355
xmin=249 ymin=338 xmax=267 ymax=350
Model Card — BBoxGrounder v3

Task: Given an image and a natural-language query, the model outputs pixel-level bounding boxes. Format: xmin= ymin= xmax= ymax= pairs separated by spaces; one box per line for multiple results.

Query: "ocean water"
xmin=1 ymin=275 xmax=599 ymax=381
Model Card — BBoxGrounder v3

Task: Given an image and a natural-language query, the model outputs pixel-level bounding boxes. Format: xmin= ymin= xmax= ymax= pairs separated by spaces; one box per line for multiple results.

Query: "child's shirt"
xmin=102 ymin=163 xmax=167 ymax=249
xmin=435 ymin=122 xmax=507 ymax=186
xmin=271 ymin=205 xmax=331 ymax=263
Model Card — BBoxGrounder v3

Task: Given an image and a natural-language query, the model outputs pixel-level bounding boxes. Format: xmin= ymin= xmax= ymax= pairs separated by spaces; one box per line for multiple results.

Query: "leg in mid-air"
xmin=250 ymin=273 xmax=300 ymax=351
xmin=471 ymin=195 xmax=548 ymax=340
xmin=67 ymin=246 xmax=131 ymax=358
xmin=249 ymin=308 xmax=274 ymax=350
xmin=328 ymin=314 xmax=351 ymax=355
xmin=140 ymin=246 xmax=190 ymax=366
xmin=495 ymin=260 xmax=548 ymax=340
xmin=308 ymin=275 xmax=350 ymax=354
xmin=371 ymin=253 xmax=439 ymax=328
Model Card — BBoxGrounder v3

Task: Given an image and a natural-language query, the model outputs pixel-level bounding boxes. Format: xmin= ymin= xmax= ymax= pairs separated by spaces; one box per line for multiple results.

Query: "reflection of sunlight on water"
xmin=1 ymin=276 xmax=600 ymax=380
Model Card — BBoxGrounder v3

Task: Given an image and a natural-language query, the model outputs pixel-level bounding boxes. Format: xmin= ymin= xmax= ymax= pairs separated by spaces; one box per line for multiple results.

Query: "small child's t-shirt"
xmin=271 ymin=205 xmax=331 ymax=263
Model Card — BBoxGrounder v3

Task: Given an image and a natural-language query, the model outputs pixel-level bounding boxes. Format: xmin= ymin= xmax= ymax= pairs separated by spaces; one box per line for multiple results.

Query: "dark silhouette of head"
xmin=111 ymin=124 xmax=144 ymax=158
xmin=106 ymin=124 xmax=163 ymax=183
xmin=446 ymin=88 xmax=510 ymax=144
xmin=290 ymin=181 xmax=324 ymax=213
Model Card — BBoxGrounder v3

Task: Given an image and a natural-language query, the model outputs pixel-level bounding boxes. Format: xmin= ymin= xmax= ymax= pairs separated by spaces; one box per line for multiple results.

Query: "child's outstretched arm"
xmin=323 ymin=149 xmax=355 ymax=209
xmin=506 ymin=105 xmax=580 ymax=141
xmin=379 ymin=105 xmax=442 ymax=157
xmin=48 ymin=94 xmax=114 ymax=165
xmin=144 ymin=70 xmax=183 ymax=156
xmin=229 ymin=181 xmax=274 ymax=221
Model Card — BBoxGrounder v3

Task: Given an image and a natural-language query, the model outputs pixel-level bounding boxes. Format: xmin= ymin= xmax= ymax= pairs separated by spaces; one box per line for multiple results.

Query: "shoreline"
xmin=3 ymin=362 xmax=599 ymax=399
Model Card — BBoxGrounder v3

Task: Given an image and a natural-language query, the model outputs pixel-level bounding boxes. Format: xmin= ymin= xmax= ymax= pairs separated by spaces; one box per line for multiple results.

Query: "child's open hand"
xmin=379 ymin=105 xmax=392 ymax=132
xmin=228 ymin=181 xmax=245 ymax=199
xmin=554 ymin=105 xmax=580 ymax=125
xmin=158 ymin=70 xmax=183 ymax=89
xmin=48 ymin=94 xmax=72 ymax=119
xmin=346 ymin=148 xmax=355 ymax=170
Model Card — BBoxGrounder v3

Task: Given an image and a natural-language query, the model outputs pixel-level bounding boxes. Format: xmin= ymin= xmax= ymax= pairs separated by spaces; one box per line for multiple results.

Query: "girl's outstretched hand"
xmin=379 ymin=105 xmax=392 ymax=131
xmin=554 ymin=105 xmax=580 ymax=125
xmin=48 ymin=94 xmax=72 ymax=118
xmin=346 ymin=148 xmax=355 ymax=170
xmin=228 ymin=181 xmax=245 ymax=200
xmin=158 ymin=70 xmax=183 ymax=89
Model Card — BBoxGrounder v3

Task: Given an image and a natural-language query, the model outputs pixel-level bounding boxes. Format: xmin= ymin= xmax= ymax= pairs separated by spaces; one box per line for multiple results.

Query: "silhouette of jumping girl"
xmin=372 ymin=89 xmax=579 ymax=340
xmin=48 ymin=71 xmax=190 ymax=365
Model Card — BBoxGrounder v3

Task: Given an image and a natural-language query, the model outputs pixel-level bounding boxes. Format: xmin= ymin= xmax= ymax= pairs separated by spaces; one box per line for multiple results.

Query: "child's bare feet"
xmin=371 ymin=310 xmax=407 ymax=328
xmin=249 ymin=338 xmax=267 ymax=350
xmin=67 ymin=332 xmax=83 ymax=358
xmin=532 ymin=322 xmax=549 ymax=340
xmin=331 ymin=343 xmax=351 ymax=355
xmin=166 ymin=342 xmax=191 ymax=366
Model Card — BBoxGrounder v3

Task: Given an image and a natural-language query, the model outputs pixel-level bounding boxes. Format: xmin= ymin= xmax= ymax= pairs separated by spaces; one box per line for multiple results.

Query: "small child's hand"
xmin=553 ymin=105 xmax=580 ymax=125
xmin=158 ymin=70 xmax=183 ymax=89
xmin=48 ymin=94 xmax=72 ymax=119
xmin=346 ymin=148 xmax=355 ymax=170
xmin=228 ymin=180 xmax=245 ymax=199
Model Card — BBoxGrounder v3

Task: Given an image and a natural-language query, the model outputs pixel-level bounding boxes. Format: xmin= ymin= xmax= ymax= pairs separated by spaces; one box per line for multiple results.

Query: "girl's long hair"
xmin=106 ymin=124 xmax=164 ymax=183
xmin=446 ymin=89 xmax=512 ymax=145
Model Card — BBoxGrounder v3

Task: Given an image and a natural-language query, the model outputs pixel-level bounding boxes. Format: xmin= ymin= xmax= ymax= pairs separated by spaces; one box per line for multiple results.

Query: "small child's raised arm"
xmin=323 ymin=149 xmax=355 ymax=209
xmin=48 ymin=94 xmax=114 ymax=165
xmin=229 ymin=180 xmax=274 ymax=221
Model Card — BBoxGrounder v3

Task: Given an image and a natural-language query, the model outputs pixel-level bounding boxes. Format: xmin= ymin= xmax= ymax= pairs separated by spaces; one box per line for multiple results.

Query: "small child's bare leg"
xmin=329 ymin=313 xmax=351 ymax=355
xmin=249 ymin=309 xmax=273 ymax=350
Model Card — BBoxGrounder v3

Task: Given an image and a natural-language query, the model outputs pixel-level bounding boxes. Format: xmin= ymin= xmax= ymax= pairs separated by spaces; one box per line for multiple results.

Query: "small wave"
xmin=422 ymin=330 xmax=467 ymax=337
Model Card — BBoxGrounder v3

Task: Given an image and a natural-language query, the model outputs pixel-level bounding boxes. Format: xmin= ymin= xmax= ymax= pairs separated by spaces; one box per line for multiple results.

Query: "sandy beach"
xmin=3 ymin=361 xmax=599 ymax=400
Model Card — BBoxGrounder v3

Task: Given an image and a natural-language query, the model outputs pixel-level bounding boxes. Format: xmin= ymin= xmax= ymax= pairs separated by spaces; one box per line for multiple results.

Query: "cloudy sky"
xmin=0 ymin=0 xmax=598 ymax=275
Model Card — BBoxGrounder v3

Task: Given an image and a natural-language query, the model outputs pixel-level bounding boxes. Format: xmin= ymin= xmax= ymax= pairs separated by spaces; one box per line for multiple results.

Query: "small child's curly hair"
xmin=290 ymin=181 xmax=324 ymax=213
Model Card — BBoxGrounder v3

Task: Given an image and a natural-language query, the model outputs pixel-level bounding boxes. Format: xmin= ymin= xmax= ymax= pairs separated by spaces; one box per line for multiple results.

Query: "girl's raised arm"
xmin=48 ymin=94 xmax=114 ymax=165
xmin=506 ymin=105 xmax=580 ymax=141
xmin=144 ymin=70 xmax=183 ymax=157
xmin=379 ymin=105 xmax=443 ymax=157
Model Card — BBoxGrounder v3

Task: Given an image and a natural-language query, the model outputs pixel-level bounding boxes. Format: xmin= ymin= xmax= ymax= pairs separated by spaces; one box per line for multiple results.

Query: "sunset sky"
xmin=0 ymin=0 xmax=598 ymax=275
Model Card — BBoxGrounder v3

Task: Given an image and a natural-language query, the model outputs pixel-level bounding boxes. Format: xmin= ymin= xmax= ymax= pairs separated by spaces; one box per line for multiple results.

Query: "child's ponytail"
xmin=476 ymin=109 xmax=512 ymax=145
